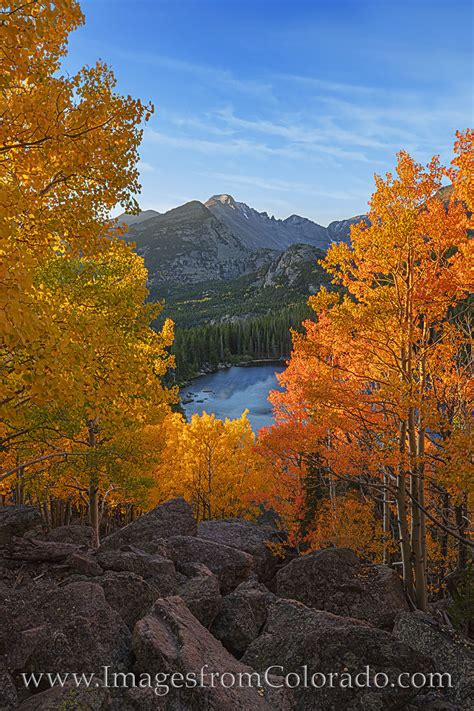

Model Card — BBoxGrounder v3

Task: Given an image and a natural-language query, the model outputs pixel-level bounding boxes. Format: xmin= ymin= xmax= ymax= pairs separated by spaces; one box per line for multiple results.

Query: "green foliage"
xmin=155 ymin=253 xmax=331 ymax=329
xmin=171 ymin=302 xmax=313 ymax=381
xmin=449 ymin=563 xmax=474 ymax=633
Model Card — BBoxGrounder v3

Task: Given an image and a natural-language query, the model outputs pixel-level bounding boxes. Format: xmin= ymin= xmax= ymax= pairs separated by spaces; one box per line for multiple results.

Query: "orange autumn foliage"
xmin=261 ymin=139 xmax=473 ymax=608
xmin=151 ymin=411 xmax=268 ymax=522
xmin=449 ymin=128 xmax=474 ymax=214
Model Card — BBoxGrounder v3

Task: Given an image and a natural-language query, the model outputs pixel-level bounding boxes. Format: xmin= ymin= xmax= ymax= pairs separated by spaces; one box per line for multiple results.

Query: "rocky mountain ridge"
xmin=120 ymin=194 xmax=359 ymax=266
xmin=327 ymin=213 xmax=366 ymax=242
xmin=204 ymin=194 xmax=332 ymax=251
xmin=119 ymin=196 xmax=362 ymax=321
xmin=257 ymin=243 xmax=326 ymax=291
xmin=118 ymin=187 xmax=455 ymax=295
xmin=123 ymin=200 xmax=275 ymax=290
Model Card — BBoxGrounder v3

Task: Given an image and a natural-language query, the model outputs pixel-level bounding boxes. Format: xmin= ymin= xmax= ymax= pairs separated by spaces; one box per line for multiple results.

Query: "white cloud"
xmin=113 ymin=49 xmax=274 ymax=99
xmin=217 ymin=110 xmax=374 ymax=161
xmin=202 ymin=171 xmax=366 ymax=201
xmin=275 ymin=73 xmax=384 ymax=96
xmin=146 ymin=113 xmax=372 ymax=163
xmin=143 ymin=127 xmax=325 ymax=161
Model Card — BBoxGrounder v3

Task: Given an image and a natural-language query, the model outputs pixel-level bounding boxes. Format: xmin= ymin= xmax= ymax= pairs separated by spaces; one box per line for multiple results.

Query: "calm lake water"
xmin=180 ymin=363 xmax=285 ymax=432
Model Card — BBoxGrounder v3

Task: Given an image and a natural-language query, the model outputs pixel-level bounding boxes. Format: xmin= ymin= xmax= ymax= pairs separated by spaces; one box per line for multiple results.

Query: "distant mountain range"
xmin=117 ymin=195 xmax=366 ymax=326
xmin=122 ymin=199 xmax=271 ymax=289
xmin=204 ymin=194 xmax=332 ymax=251
xmin=119 ymin=195 xmax=364 ymax=279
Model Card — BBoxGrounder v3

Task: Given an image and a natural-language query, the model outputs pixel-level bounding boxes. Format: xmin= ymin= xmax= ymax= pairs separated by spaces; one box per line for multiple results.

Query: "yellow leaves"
xmin=1 ymin=232 xmax=177 ymax=486
xmin=151 ymin=411 xmax=265 ymax=521
xmin=160 ymin=318 xmax=175 ymax=348
xmin=0 ymin=1 xmax=84 ymax=86
xmin=308 ymin=286 xmax=340 ymax=315
xmin=0 ymin=0 xmax=173 ymax=502
xmin=308 ymin=496 xmax=390 ymax=563
xmin=321 ymin=237 xmax=356 ymax=285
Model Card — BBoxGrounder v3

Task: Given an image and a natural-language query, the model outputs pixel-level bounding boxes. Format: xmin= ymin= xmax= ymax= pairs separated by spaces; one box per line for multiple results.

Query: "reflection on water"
xmin=180 ymin=363 xmax=285 ymax=432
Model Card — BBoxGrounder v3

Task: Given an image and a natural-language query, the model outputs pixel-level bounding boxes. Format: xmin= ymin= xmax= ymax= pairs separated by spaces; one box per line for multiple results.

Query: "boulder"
xmin=393 ymin=610 xmax=474 ymax=707
xmin=177 ymin=562 xmax=222 ymax=628
xmin=374 ymin=563 xmax=412 ymax=623
xmin=0 ymin=558 xmax=61 ymax=592
xmin=18 ymin=685 xmax=111 ymax=709
xmin=47 ymin=524 xmax=94 ymax=547
xmin=198 ymin=518 xmax=285 ymax=582
xmin=242 ymin=598 xmax=434 ymax=710
xmin=211 ymin=578 xmax=275 ymax=656
xmin=96 ymin=546 xmax=177 ymax=596
xmin=66 ymin=551 xmax=103 ymax=576
xmin=99 ymin=498 xmax=196 ymax=551
xmin=276 ymin=547 xmax=409 ymax=627
xmin=0 ymin=506 xmax=42 ymax=545
xmin=405 ymin=691 xmax=463 ymax=710
xmin=1 ymin=581 xmax=131 ymax=678
xmin=110 ymin=687 xmax=168 ymax=710
xmin=0 ymin=664 xmax=18 ymax=710
xmin=6 ymin=536 xmax=79 ymax=563
xmin=164 ymin=535 xmax=254 ymax=594
xmin=133 ymin=595 xmax=293 ymax=709
xmin=99 ymin=571 xmax=159 ymax=630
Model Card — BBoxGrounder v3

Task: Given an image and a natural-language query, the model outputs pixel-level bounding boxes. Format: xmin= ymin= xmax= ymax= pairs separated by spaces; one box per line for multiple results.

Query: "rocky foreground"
xmin=0 ymin=500 xmax=472 ymax=710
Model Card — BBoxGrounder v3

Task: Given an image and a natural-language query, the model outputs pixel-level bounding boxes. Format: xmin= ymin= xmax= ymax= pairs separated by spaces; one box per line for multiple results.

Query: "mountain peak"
xmin=115 ymin=209 xmax=160 ymax=227
xmin=205 ymin=193 xmax=332 ymax=251
xmin=164 ymin=200 xmax=211 ymax=221
xmin=205 ymin=194 xmax=237 ymax=209
xmin=285 ymin=214 xmax=305 ymax=224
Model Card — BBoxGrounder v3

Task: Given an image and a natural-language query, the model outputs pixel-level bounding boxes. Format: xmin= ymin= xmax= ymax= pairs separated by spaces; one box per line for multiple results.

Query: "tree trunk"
xmin=440 ymin=490 xmax=450 ymax=561
xmin=87 ymin=419 xmax=100 ymax=548
xmin=66 ymin=500 xmax=72 ymax=526
xmin=416 ymin=424 xmax=428 ymax=611
xmin=15 ymin=466 xmax=24 ymax=505
xmin=416 ymin=349 xmax=428 ymax=609
xmin=408 ymin=407 xmax=427 ymax=611
xmin=398 ymin=339 xmax=416 ymax=603
xmin=89 ymin=484 xmax=100 ymax=548
xmin=207 ymin=455 xmax=213 ymax=520
xmin=456 ymin=499 xmax=469 ymax=570
xmin=396 ymin=421 xmax=415 ymax=602
xmin=42 ymin=500 xmax=52 ymax=534
xmin=382 ymin=473 xmax=392 ymax=565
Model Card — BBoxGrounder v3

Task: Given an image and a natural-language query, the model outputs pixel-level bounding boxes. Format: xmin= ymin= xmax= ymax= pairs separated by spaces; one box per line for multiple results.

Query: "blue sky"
xmin=63 ymin=0 xmax=473 ymax=224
